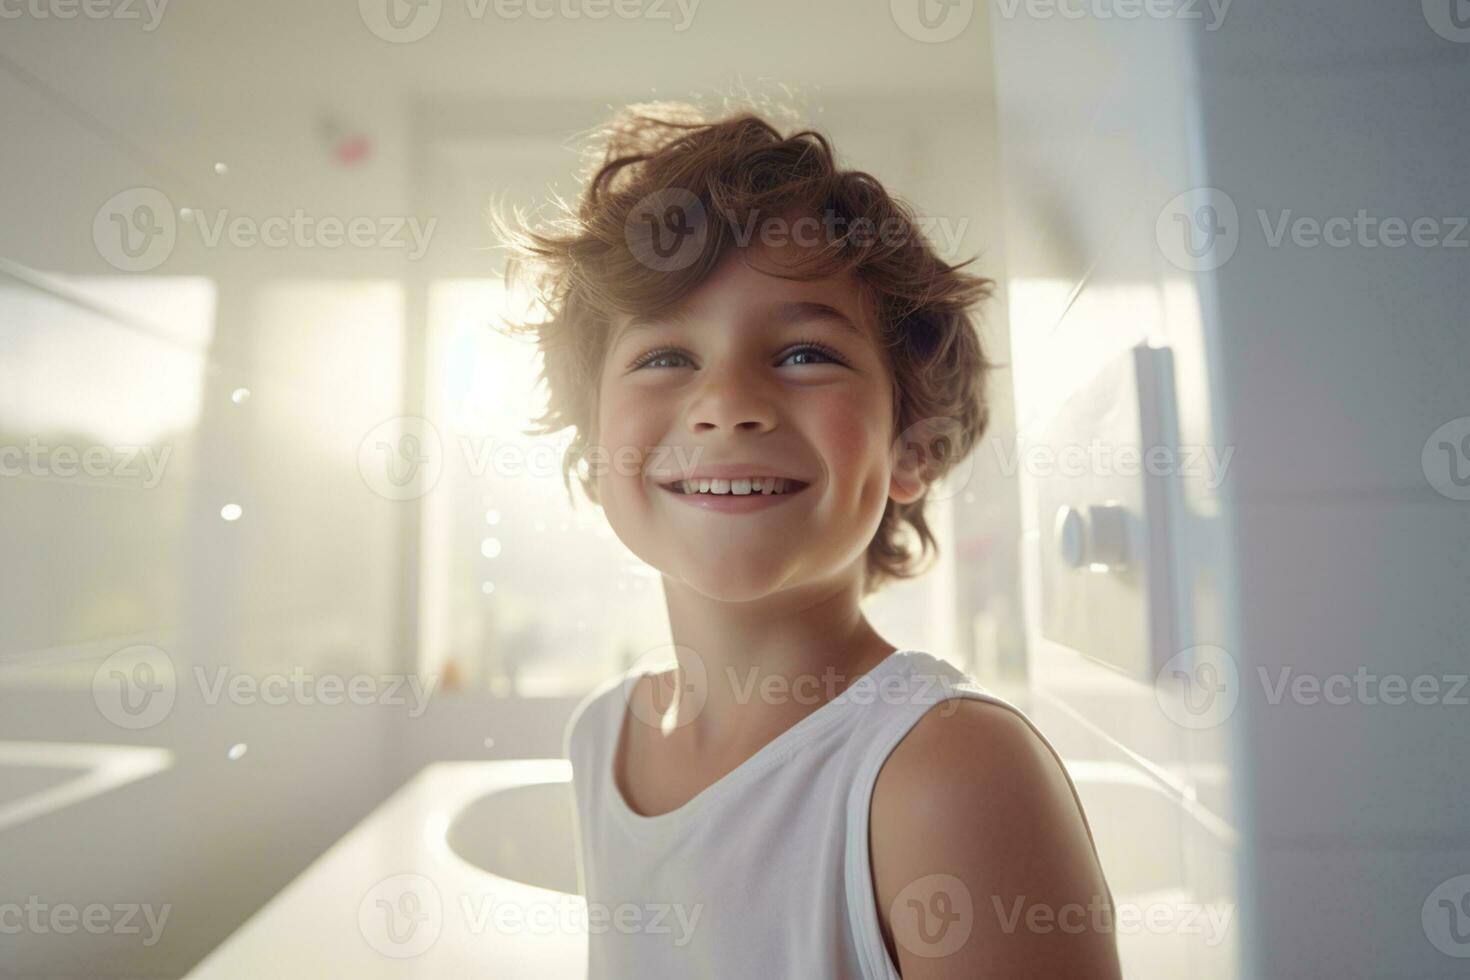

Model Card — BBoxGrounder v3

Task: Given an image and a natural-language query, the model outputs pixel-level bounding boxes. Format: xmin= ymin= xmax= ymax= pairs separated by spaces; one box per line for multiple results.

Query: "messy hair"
xmin=491 ymin=102 xmax=995 ymax=597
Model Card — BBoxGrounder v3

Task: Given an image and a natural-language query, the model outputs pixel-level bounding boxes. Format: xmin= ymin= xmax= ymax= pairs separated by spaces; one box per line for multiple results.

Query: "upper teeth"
xmin=674 ymin=478 xmax=797 ymax=495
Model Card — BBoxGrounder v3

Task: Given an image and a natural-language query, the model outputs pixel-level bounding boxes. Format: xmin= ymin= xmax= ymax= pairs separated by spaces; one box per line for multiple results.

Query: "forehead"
xmin=611 ymin=241 xmax=877 ymax=343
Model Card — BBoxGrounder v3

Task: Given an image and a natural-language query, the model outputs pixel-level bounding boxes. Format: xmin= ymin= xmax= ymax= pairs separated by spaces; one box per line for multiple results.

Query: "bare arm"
xmin=869 ymin=698 xmax=1122 ymax=979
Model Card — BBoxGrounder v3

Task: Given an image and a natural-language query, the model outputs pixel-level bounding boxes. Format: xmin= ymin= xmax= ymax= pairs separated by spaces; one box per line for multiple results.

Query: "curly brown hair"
xmin=491 ymin=102 xmax=995 ymax=597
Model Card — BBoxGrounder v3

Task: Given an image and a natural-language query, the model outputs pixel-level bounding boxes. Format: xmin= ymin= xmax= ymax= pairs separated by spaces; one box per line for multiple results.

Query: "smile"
xmin=656 ymin=477 xmax=811 ymax=512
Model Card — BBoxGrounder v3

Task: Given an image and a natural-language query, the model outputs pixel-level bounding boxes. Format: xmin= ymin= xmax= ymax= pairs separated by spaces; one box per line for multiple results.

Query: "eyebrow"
xmin=613 ymin=300 xmax=867 ymax=348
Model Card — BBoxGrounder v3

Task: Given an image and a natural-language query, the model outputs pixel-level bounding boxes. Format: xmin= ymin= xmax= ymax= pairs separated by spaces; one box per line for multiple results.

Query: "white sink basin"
xmin=187 ymin=759 xmax=587 ymax=979
xmin=446 ymin=780 xmax=579 ymax=896
xmin=0 ymin=741 xmax=173 ymax=832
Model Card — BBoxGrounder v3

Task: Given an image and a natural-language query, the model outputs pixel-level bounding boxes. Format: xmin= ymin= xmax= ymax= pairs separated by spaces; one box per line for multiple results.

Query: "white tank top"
xmin=561 ymin=648 xmax=1027 ymax=979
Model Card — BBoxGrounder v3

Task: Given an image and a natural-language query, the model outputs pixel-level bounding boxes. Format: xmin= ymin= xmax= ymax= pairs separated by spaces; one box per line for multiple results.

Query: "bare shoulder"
xmin=873 ymin=697 xmax=1074 ymax=818
xmin=869 ymin=698 xmax=1122 ymax=979
xmin=623 ymin=668 xmax=673 ymax=713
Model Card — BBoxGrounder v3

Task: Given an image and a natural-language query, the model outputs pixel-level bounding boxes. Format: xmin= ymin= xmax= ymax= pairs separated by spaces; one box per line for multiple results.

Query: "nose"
xmin=684 ymin=361 xmax=779 ymax=435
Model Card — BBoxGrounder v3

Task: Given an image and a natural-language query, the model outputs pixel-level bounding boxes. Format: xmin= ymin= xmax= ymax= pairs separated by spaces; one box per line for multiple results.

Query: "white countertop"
xmin=186 ymin=759 xmax=587 ymax=978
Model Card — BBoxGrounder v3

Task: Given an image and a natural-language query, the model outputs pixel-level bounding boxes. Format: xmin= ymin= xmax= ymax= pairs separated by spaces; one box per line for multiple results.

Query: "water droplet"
xmin=220 ymin=503 xmax=243 ymax=521
xmin=481 ymin=581 xmax=495 ymax=595
xmin=231 ymin=387 xmax=251 ymax=404
xmin=480 ymin=537 xmax=501 ymax=558
xmin=179 ymin=207 xmax=193 ymax=219
xmin=213 ymin=162 xmax=228 ymax=176
xmin=484 ymin=509 xmax=500 ymax=525
xmin=483 ymin=737 xmax=495 ymax=748
xmin=227 ymin=742 xmax=248 ymax=760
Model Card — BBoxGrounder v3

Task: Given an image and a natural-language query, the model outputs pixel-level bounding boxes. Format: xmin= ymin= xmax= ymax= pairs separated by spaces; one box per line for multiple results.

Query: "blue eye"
xmin=780 ymin=341 xmax=846 ymax=367
xmin=631 ymin=348 xmax=692 ymax=370
xmin=629 ymin=338 xmax=848 ymax=371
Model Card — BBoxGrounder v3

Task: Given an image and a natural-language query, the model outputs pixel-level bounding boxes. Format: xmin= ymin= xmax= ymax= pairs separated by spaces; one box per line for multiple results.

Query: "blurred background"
xmin=0 ymin=1 xmax=1466 ymax=977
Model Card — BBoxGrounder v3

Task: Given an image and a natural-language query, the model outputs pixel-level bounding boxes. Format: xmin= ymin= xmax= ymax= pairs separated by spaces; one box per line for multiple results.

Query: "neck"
xmin=654 ymin=567 xmax=898 ymax=753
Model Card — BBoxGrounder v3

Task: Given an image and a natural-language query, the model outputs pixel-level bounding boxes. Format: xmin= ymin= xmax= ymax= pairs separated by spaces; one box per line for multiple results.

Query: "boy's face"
xmin=594 ymin=238 xmax=925 ymax=601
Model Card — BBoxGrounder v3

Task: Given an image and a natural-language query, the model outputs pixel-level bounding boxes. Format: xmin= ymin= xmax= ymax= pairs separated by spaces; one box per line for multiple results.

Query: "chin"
xmin=666 ymin=557 xmax=799 ymax=603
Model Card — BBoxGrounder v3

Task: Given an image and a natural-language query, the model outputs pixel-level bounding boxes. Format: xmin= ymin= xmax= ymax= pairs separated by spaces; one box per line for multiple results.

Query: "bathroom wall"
xmin=990 ymin=0 xmax=1470 ymax=976
xmin=988 ymin=5 xmax=1242 ymax=976
xmin=0 ymin=4 xmax=1019 ymax=975
xmin=1193 ymin=2 xmax=1470 ymax=975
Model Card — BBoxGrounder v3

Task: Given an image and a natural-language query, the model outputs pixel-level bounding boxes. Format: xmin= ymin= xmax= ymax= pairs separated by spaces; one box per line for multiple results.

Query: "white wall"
xmin=988 ymin=4 xmax=1242 ymax=976
xmin=990 ymin=0 xmax=1470 ymax=977
xmin=0 ymin=6 xmax=1020 ymax=977
xmin=1193 ymin=2 xmax=1470 ymax=975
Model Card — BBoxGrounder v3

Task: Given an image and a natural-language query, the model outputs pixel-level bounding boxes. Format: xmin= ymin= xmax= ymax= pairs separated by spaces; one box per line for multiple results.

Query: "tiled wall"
xmin=990 ymin=1 xmax=1470 ymax=976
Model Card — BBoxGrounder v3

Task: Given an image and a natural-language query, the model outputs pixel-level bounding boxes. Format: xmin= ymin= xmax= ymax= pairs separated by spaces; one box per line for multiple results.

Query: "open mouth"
xmin=657 ymin=477 xmax=811 ymax=497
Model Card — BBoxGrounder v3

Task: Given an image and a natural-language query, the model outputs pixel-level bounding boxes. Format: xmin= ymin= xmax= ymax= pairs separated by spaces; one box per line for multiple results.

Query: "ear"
xmin=888 ymin=442 xmax=928 ymax=505
xmin=889 ymin=414 xmax=965 ymax=506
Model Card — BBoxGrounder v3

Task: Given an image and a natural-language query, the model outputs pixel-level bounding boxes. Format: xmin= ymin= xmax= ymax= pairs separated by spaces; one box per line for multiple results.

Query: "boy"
xmin=496 ymin=103 xmax=1121 ymax=978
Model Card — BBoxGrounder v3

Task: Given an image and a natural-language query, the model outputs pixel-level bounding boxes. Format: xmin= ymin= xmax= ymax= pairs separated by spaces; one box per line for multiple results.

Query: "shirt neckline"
xmin=605 ymin=649 xmax=921 ymax=835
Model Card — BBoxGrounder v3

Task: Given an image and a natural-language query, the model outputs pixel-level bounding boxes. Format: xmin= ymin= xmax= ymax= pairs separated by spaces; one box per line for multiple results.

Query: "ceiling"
xmin=0 ymin=0 xmax=997 ymax=276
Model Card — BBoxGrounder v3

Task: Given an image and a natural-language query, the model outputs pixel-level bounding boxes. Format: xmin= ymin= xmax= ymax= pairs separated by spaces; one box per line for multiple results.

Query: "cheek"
xmin=593 ymin=385 xmax=658 ymax=504
xmin=810 ymin=389 xmax=894 ymax=500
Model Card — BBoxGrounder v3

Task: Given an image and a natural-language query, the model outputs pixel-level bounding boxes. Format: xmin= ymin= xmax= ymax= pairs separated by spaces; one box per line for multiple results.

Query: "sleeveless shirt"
xmin=561 ymin=649 xmax=1039 ymax=979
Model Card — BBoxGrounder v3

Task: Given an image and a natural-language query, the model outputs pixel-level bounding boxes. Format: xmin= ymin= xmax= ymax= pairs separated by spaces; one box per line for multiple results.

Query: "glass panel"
xmin=0 ymin=275 xmax=212 ymax=669
xmin=420 ymin=278 xmax=669 ymax=697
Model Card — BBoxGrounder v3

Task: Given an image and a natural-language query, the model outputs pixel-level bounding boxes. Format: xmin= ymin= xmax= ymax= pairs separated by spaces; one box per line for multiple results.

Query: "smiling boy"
xmin=497 ymin=103 xmax=1120 ymax=978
